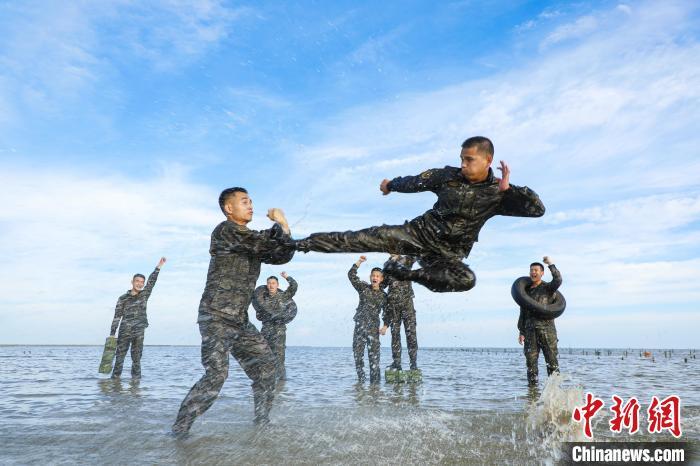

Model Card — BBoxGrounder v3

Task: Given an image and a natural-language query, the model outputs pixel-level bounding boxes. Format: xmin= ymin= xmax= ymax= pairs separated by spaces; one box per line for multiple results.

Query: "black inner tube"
xmin=511 ymin=276 xmax=566 ymax=319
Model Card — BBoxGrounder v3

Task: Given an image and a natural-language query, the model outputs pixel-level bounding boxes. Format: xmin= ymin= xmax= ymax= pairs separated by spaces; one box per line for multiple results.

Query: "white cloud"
xmin=286 ymin=1 xmax=700 ymax=213
xmin=616 ymin=4 xmax=633 ymax=16
xmin=0 ymin=164 xmax=219 ymax=344
xmin=275 ymin=1 xmax=700 ymax=347
xmin=0 ymin=0 xmax=249 ymax=122
xmin=540 ymin=15 xmax=598 ymax=49
xmin=116 ymin=0 xmax=253 ymax=69
xmin=1 ymin=1 xmax=699 ymax=348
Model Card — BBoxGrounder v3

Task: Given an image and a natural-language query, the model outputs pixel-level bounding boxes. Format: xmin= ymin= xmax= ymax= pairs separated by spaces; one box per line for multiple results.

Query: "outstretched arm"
xmin=215 ymin=222 xmax=295 ymax=264
xmin=281 ymin=273 xmax=298 ymax=298
xmin=543 ymin=256 xmax=562 ymax=292
xmin=380 ymin=167 xmax=454 ymax=195
xmin=141 ymin=258 xmax=165 ymax=297
xmin=348 ymin=256 xmax=367 ymax=292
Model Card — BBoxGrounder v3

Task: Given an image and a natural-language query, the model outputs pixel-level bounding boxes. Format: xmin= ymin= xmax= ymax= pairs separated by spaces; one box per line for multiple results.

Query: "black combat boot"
xmin=383 ymin=260 xmax=412 ymax=280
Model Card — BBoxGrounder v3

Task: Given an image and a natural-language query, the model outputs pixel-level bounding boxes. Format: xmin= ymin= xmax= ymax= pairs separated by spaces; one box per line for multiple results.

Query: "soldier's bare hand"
xmin=379 ymin=325 xmax=388 ymax=335
xmin=380 ymin=179 xmax=391 ymax=195
xmin=518 ymin=334 xmax=525 ymax=345
xmin=267 ymin=208 xmax=290 ymax=234
xmin=267 ymin=208 xmax=286 ymax=223
xmin=497 ymin=160 xmax=510 ymax=192
xmin=280 ymin=271 xmax=289 ymax=279
xmin=157 ymin=257 xmax=167 ymax=268
xmin=543 ymin=256 xmax=552 ymax=265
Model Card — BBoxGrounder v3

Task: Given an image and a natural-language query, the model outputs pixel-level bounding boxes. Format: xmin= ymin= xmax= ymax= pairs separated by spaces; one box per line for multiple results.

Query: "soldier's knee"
xmin=261 ymin=371 xmax=276 ymax=390
xmin=205 ymin=368 xmax=228 ymax=388
xmin=440 ymin=265 xmax=476 ymax=292
xmin=456 ymin=267 xmax=476 ymax=291
xmin=212 ymin=374 xmax=228 ymax=389
xmin=259 ymin=359 xmax=276 ymax=380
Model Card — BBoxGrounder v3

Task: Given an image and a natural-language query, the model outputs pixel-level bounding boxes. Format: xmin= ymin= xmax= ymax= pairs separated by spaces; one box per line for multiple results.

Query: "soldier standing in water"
xmin=172 ymin=187 xmax=295 ymax=434
xmin=517 ymin=256 xmax=562 ymax=386
xmin=110 ymin=257 xmax=166 ymax=380
xmin=349 ymin=256 xmax=389 ymax=384
xmin=383 ymin=255 xmax=419 ymax=371
xmin=252 ymin=272 xmax=298 ymax=381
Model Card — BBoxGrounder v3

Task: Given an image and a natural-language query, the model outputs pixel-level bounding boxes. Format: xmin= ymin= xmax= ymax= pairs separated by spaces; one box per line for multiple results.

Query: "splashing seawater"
xmin=525 ymin=372 xmax=586 ymax=463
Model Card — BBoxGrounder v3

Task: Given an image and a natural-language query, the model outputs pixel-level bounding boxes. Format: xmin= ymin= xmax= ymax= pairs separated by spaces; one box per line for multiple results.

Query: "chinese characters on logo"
xmin=572 ymin=393 xmax=681 ymax=438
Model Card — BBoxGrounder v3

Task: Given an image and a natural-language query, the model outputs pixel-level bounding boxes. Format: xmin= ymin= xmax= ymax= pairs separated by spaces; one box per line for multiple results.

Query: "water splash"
xmin=525 ymin=372 xmax=585 ymax=463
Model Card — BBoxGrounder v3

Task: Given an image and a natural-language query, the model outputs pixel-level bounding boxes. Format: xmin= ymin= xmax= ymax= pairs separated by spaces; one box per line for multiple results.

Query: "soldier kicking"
xmin=110 ymin=256 xmax=166 ymax=380
xmin=252 ymin=272 xmax=298 ymax=381
xmin=349 ymin=256 xmax=389 ymax=384
xmin=172 ymin=187 xmax=295 ymax=435
xmin=517 ymin=256 xmax=562 ymax=386
xmin=296 ymin=136 xmax=545 ymax=292
xmin=383 ymin=255 xmax=418 ymax=371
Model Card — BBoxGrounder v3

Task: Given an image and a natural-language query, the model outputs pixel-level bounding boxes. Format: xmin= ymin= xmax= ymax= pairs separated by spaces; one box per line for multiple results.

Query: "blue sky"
xmin=1 ymin=0 xmax=698 ymax=347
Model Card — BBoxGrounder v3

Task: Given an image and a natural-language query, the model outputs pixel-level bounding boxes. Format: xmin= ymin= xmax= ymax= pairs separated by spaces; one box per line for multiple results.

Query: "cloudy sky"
xmin=1 ymin=0 xmax=698 ymax=348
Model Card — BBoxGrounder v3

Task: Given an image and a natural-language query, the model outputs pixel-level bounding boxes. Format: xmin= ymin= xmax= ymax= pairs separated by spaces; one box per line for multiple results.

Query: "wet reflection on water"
xmin=0 ymin=345 xmax=698 ymax=464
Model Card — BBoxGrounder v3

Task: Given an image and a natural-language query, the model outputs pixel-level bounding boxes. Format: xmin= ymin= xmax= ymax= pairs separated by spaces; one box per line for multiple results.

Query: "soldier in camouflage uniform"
xmin=349 ymin=256 xmax=389 ymax=384
xmin=296 ymin=136 xmax=545 ymax=293
xmin=383 ymin=255 xmax=418 ymax=370
xmin=110 ymin=256 xmax=166 ymax=379
xmin=172 ymin=187 xmax=295 ymax=435
xmin=252 ymin=272 xmax=298 ymax=381
xmin=517 ymin=256 xmax=562 ymax=386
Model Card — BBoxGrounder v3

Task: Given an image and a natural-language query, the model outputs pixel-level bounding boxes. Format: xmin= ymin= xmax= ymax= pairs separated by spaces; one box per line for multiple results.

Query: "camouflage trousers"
xmin=112 ymin=327 xmax=145 ymax=378
xmin=389 ymin=302 xmax=418 ymax=369
xmin=172 ymin=319 xmax=276 ymax=433
xmin=523 ymin=324 xmax=559 ymax=385
xmin=353 ymin=322 xmax=381 ymax=384
xmin=298 ymin=223 xmax=476 ymax=292
xmin=261 ymin=323 xmax=287 ymax=381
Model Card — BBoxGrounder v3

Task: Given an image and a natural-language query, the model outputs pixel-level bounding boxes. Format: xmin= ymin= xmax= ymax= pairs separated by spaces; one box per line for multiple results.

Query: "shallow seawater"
xmin=0 ymin=346 xmax=698 ymax=464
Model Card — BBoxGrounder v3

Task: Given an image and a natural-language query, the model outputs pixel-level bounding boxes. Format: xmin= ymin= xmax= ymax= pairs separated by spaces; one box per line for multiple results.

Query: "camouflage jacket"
xmin=348 ymin=264 xmax=389 ymax=327
xmin=383 ymin=256 xmax=415 ymax=308
xmin=110 ymin=268 xmax=160 ymax=335
xmin=387 ymin=167 xmax=545 ymax=258
xmin=198 ymin=221 xmax=295 ymax=327
xmin=517 ymin=264 xmax=563 ymax=332
xmin=252 ymin=276 xmax=298 ymax=327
